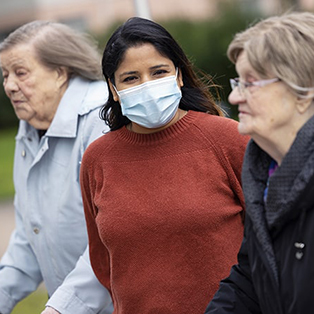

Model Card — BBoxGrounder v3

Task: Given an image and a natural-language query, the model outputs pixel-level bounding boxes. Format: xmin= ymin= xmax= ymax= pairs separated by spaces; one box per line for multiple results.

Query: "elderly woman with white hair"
xmin=205 ymin=11 xmax=314 ymax=314
xmin=0 ymin=21 xmax=112 ymax=314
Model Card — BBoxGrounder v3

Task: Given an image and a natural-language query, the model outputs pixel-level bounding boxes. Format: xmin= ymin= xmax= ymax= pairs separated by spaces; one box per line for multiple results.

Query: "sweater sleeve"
xmin=209 ymin=116 xmax=249 ymax=212
xmin=80 ymin=150 xmax=112 ymax=292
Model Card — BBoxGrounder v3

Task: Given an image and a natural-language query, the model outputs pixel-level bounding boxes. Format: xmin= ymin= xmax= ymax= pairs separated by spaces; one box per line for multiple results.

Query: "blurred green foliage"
xmin=0 ymin=128 xmax=16 ymax=200
xmin=0 ymin=86 xmax=18 ymax=130
xmin=11 ymin=288 xmax=48 ymax=314
xmin=162 ymin=7 xmax=259 ymax=117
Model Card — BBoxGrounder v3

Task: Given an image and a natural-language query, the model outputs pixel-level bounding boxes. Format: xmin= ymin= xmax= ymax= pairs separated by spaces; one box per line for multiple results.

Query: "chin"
xmin=16 ymin=114 xmax=28 ymax=122
xmin=237 ymin=123 xmax=251 ymax=136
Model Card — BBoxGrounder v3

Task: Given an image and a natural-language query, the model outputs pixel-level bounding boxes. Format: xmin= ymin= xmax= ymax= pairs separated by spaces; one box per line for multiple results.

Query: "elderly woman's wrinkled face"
xmin=228 ymin=50 xmax=299 ymax=145
xmin=0 ymin=43 xmax=68 ymax=130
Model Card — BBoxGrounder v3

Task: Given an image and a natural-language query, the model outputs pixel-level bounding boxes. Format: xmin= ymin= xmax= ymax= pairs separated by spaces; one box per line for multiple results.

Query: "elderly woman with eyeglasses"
xmin=204 ymin=11 xmax=314 ymax=314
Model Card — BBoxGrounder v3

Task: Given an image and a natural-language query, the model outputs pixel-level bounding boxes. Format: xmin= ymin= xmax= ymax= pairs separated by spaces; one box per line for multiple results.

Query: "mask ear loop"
xmin=111 ymin=79 xmax=121 ymax=100
xmin=110 ymin=78 xmax=117 ymax=91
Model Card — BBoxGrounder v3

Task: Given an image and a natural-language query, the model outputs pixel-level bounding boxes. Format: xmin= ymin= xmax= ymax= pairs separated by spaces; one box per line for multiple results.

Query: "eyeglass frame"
xmin=229 ymin=77 xmax=280 ymax=95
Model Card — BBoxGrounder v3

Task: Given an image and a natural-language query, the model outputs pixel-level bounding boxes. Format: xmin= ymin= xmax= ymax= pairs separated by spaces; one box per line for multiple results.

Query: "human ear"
xmin=108 ymin=80 xmax=120 ymax=102
xmin=56 ymin=67 xmax=68 ymax=88
xmin=177 ymin=68 xmax=184 ymax=87
xmin=296 ymin=96 xmax=313 ymax=114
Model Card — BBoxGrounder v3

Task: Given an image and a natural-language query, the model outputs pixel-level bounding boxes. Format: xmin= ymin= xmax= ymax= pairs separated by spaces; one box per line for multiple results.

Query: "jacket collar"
xmin=242 ymin=115 xmax=314 ymax=284
xmin=244 ymin=114 xmax=314 ymax=230
xmin=242 ymin=142 xmax=279 ymax=283
xmin=267 ymin=115 xmax=314 ymax=229
xmin=46 ymin=76 xmax=90 ymax=138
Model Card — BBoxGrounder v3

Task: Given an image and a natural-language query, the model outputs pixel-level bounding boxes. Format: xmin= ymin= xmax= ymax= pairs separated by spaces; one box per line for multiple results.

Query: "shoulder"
xmin=78 ymin=79 xmax=109 ymax=116
xmin=190 ymin=112 xmax=249 ymax=163
xmin=82 ymin=128 xmax=118 ymax=162
xmin=84 ymin=80 xmax=109 ymax=103
xmin=192 ymin=111 xmax=247 ymax=143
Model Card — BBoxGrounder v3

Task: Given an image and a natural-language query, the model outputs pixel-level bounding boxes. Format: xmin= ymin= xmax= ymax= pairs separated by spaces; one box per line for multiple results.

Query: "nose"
xmin=4 ymin=75 xmax=19 ymax=95
xmin=228 ymin=88 xmax=246 ymax=105
xmin=140 ymin=74 xmax=152 ymax=85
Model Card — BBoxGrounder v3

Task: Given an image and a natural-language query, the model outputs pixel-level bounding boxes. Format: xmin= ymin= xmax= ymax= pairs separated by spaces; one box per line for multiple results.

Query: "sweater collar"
xmin=116 ymin=110 xmax=198 ymax=145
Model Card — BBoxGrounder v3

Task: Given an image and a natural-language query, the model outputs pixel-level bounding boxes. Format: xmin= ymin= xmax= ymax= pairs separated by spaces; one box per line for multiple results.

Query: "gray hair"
xmin=0 ymin=20 xmax=102 ymax=81
xmin=227 ymin=12 xmax=314 ymax=98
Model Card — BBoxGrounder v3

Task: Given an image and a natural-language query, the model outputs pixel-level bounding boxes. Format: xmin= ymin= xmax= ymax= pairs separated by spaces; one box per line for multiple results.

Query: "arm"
xmin=44 ymin=97 xmax=113 ymax=314
xmin=80 ymin=144 xmax=112 ymax=292
xmin=220 ymin=118 xmax=250 ymax=211
xmin=0 ymin=197 xmax=43 ymax=314
xmin=204 ymin=228 xmax=261 ymax=314
xmin=203 ymin=119 xmax=260 ymax=313
xmin=199 ymin=115 xmax=249 ymax=214
xmin=45 ymin=249 xmax=113 ymax=314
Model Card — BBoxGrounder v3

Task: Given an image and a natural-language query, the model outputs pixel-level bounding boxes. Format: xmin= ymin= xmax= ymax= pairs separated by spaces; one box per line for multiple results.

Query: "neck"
xmin=253 ymin=133 xmax=296 ymax=166
xmin=256 ymin=110 xmax=314 ymax=165
xmin=128 ymin=109 xmax=187 ymax=134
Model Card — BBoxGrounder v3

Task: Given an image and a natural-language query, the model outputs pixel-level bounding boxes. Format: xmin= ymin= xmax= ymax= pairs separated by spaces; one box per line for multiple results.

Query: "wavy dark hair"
xmin=101 ymin=17 xmax=223 ymax=130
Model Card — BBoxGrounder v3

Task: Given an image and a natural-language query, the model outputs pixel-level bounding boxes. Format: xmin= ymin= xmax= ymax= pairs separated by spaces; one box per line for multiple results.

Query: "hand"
xmin=41 ymin=307 xmax=61 ymax=314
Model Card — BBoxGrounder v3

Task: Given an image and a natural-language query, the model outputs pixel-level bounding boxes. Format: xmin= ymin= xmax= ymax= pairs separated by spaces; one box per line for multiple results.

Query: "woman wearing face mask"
xmin=80 ymin=17 xmax=249 ymax=314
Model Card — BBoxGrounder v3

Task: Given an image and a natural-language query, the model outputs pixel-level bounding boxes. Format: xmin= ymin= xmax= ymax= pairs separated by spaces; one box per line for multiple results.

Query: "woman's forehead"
xmin=116 ymin=43 xmax=173 ymax=72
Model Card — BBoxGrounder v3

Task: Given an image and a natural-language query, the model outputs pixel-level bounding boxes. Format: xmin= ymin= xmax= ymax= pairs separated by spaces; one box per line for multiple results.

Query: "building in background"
xmin=0 ymin=0 xmax=219 ymax=39
xmin=0 ymin=0 xmax=313 ymax=40
xmin=257 ymin=0 xmax=314 ymax=14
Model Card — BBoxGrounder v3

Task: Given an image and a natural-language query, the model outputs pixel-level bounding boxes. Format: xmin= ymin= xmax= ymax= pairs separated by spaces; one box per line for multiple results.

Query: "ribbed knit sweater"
xmin=80 ymin=110 xmax=248 ymax=314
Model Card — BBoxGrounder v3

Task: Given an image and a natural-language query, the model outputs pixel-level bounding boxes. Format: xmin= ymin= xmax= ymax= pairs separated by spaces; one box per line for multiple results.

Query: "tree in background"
xmin=161 ymin=4 xmax=260 ymax=119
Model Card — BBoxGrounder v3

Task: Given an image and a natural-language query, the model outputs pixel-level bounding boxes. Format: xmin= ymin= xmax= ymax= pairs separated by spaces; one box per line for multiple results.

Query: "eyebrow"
xmin=150 ymin=64 xmax=171 ymax=70
xmin=118 ymin=70 xmax=137 ymax=78
xmin=1 ymin=60 xmax=27 ymax=72
xmin=118 ymin=64 xmax=171 ymax=79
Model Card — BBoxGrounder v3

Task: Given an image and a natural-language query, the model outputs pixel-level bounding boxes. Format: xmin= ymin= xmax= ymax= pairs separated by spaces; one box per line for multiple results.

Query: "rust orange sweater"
xmin=80 ymin=110 xmax=248 ymax=314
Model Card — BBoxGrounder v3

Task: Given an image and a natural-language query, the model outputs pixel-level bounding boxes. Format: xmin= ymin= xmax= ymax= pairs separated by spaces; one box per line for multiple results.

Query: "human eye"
xmin=153 ymin=69 xmax=169 ymax=77
xmin=2 ymin=72 xmax=8 ymax=80
xmin=16 ymin=68 xmax=27 ymax=78
xmin=242 ymin=78 xmax=262 ymax=94
xmin=1 ymin=71 xmax=8 ymax=84
xmin=243 ymin=81 xmax=254 ymax=88
xmin=244 ymin=73 xmax=261 ymax=87
xmin=122 ymin=75 xmax=138 ymax=83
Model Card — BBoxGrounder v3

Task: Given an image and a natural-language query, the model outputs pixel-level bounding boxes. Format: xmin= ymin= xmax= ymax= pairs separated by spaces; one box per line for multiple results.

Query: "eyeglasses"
xmin=230 ymin=77 xmax=280 ymax=95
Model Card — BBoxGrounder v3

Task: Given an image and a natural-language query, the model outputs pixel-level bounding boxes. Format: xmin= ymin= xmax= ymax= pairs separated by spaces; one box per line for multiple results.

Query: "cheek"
xmin=281 ymin=94 xmax=296 ymax=112
xmin=4 ymin=85 xmax=10 ymax=98
xmin=248 ymin=94 xmax=272 ymax=118
xmin=246 ymin=97 xmax=261 ymax=116
xmin=19 ymin=82 xmax=35 ymax=99
xmin=25 ymin=83 xmax=53 ymax=105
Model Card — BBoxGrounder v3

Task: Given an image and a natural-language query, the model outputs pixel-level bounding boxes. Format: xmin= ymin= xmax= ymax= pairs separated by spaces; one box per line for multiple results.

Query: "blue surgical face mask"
xmin=114 ymin=70 xmax=182 ymax=129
